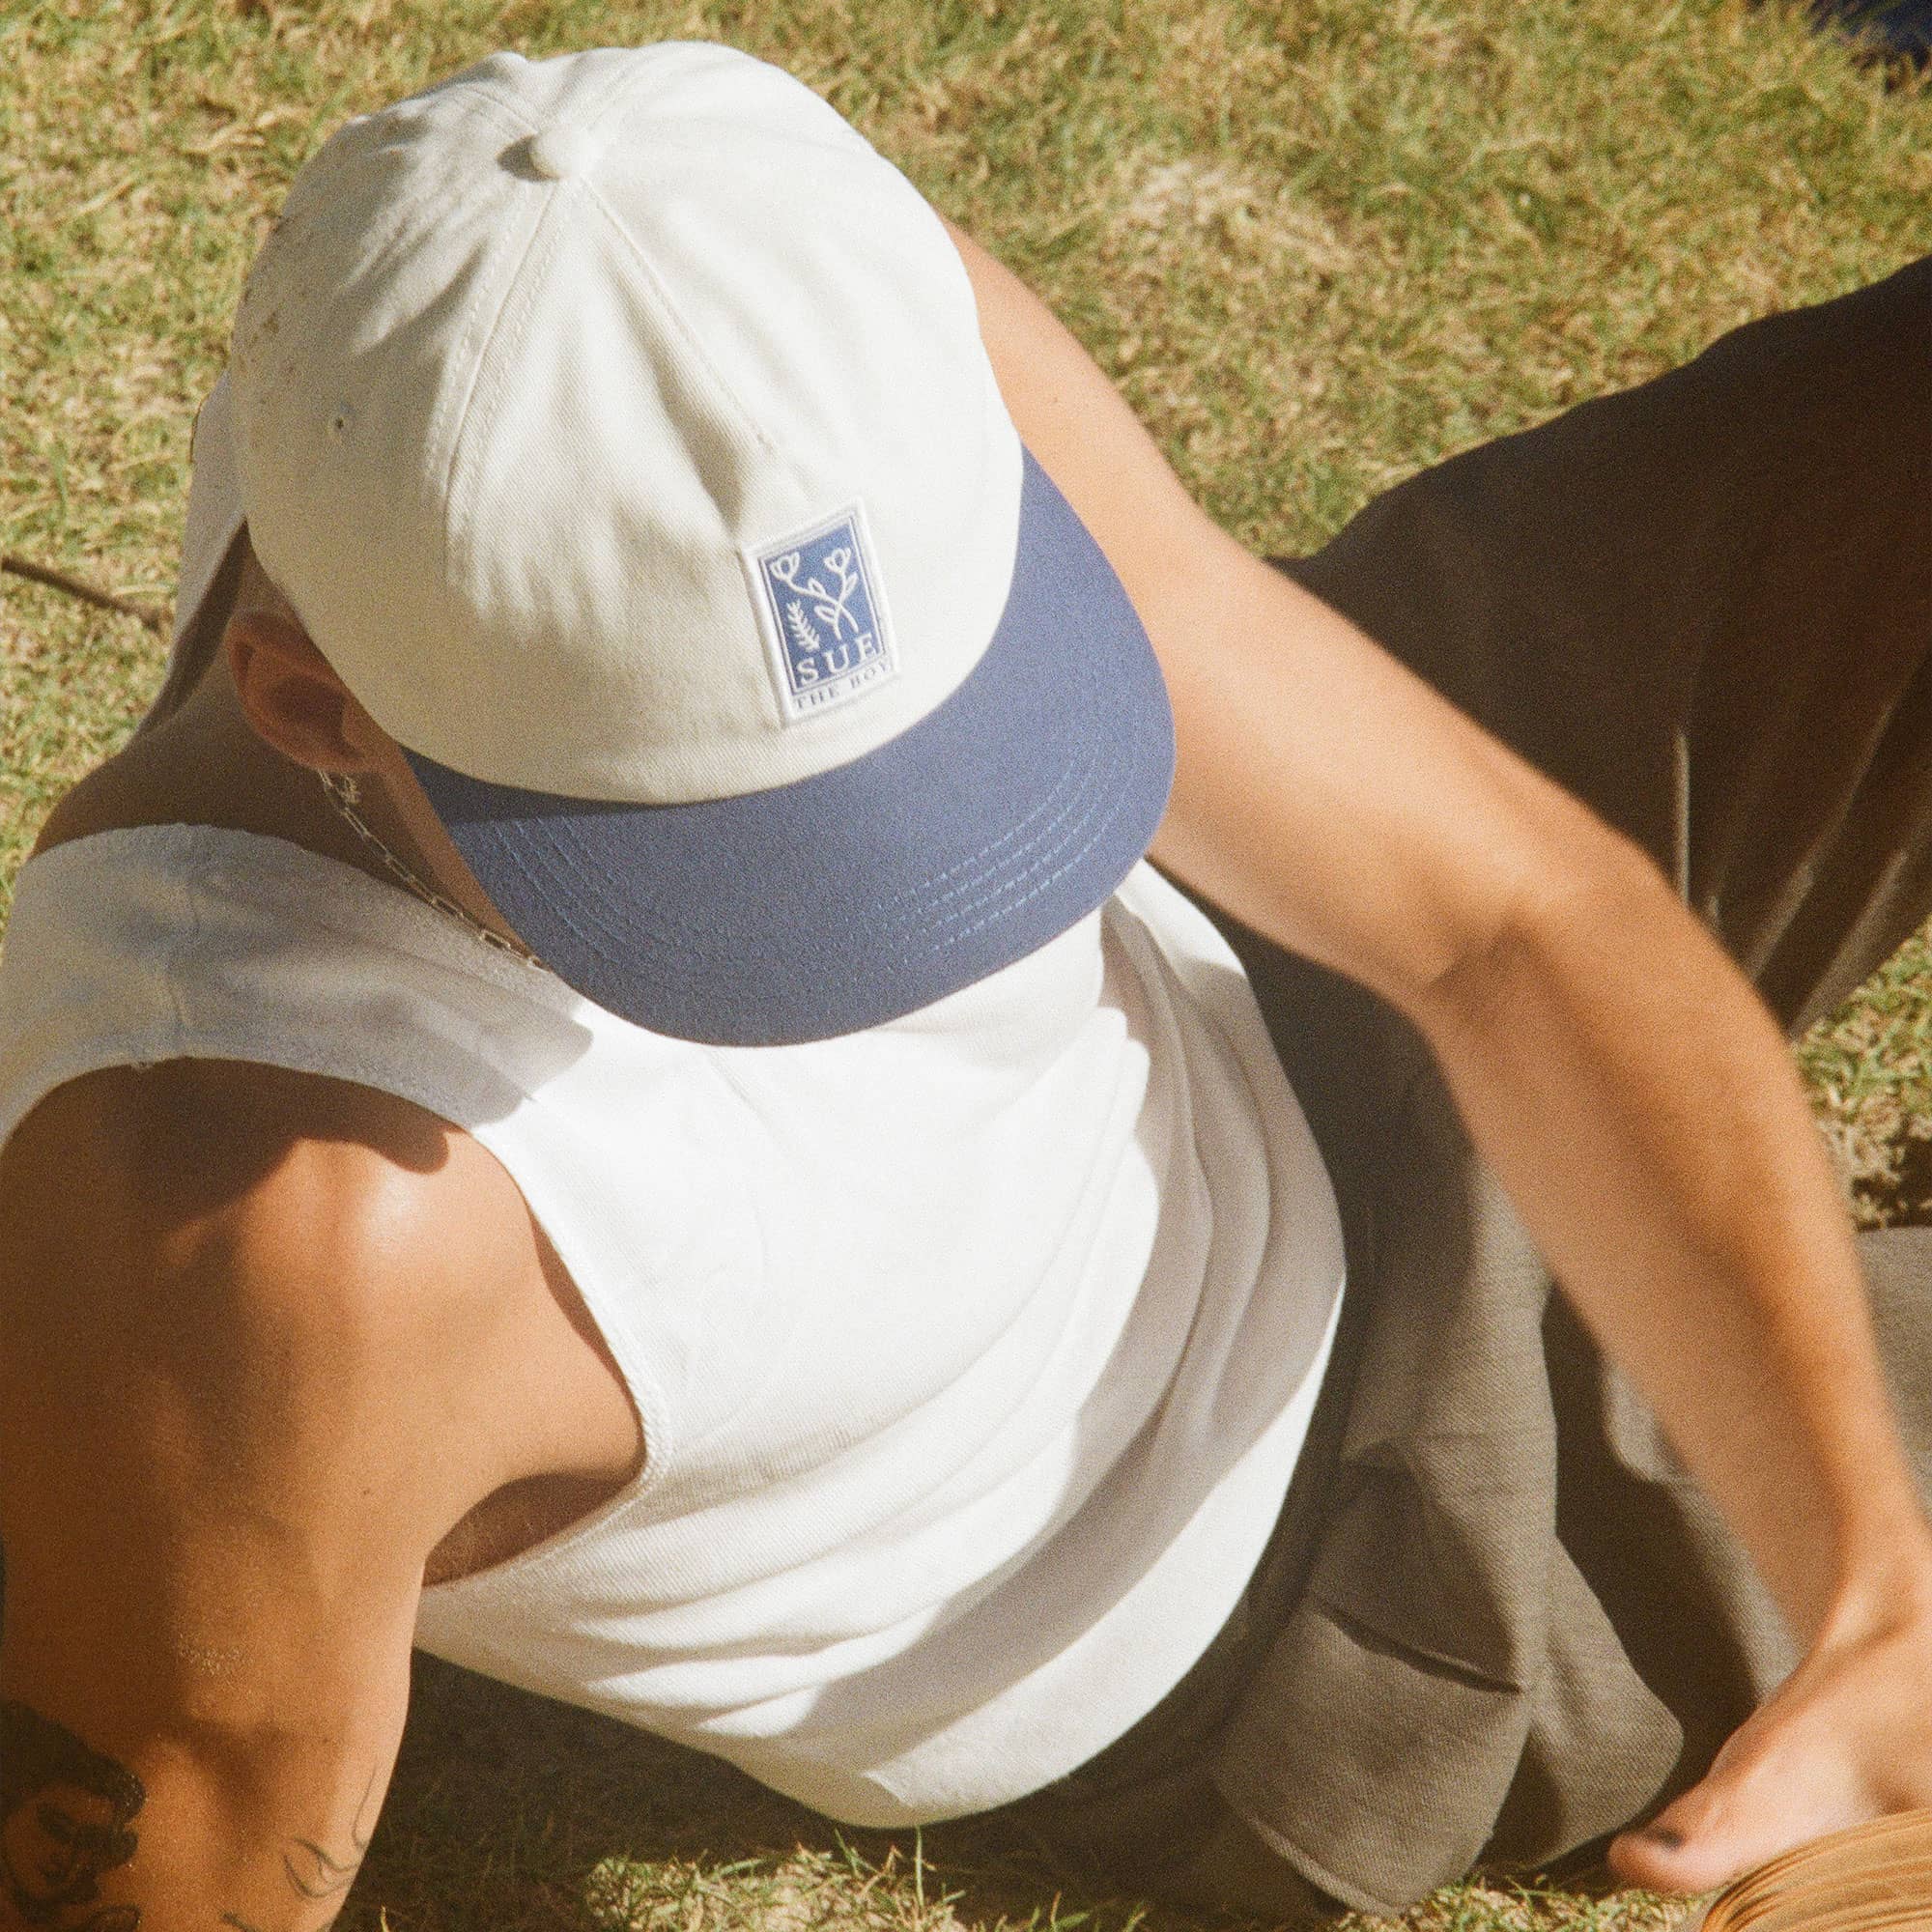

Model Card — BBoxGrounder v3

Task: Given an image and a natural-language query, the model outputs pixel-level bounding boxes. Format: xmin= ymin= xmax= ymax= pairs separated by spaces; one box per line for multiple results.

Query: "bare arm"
xmin=942 ymin=213 xmax=1932 ymax=1889
xmin=1153 ymin=557 xmax=1926 ymax=1649
xmin=0 ymin=1064 xmax=528 ymax=1930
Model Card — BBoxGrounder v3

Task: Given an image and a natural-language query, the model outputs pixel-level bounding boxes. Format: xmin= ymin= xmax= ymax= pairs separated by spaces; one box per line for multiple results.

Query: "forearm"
xmin=1413 ymin=838 xmax=1932 ymax=1646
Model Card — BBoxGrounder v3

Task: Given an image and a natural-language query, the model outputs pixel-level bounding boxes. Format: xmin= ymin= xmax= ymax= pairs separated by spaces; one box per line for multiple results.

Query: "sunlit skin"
xmin=4 ymin=215 xmax=1931 ymax=1925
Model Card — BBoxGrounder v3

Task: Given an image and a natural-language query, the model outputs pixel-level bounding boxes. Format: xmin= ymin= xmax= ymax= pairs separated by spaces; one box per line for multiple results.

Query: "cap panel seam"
xmin=432 ymin=62 xmax=777 ymax=736
xmin=444 ymin=88 xmax=542 ymax=145
xmin=430 ymin=184 xmax=570 ymax=716
xmin=582 ymin=178 xmax=784 ymax=462
xmin=557 ymin=50 xmax=657 ymax=141
xmin=325 ymin=93 xmax=538 ymax=299
xmin=411 ymin=79 xmax=619 ymax=682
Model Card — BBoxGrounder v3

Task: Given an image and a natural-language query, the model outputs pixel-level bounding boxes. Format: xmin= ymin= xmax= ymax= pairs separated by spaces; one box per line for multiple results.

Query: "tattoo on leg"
xmin=0 ymin=1700 xmax=145 ymax=1928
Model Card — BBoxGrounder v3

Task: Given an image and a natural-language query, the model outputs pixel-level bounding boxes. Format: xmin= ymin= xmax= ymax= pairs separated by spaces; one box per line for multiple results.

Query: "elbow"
xmin=1411 ymin=808 xmax=1679 ymax=1035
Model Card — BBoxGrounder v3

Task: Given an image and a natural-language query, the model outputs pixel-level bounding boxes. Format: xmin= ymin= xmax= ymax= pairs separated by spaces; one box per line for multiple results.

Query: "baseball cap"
xmin=219 ymin=41 xmax=1175 ymax=1045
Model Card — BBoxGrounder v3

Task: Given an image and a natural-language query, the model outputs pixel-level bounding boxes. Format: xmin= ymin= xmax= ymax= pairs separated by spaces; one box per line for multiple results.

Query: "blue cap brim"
xmin=403 ymin=445 xmax=1176 ymax=1045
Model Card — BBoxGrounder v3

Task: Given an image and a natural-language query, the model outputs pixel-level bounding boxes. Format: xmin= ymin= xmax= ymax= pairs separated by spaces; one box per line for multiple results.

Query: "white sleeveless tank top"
xmin=0 ymin=824 xmax=1345 ymax=1824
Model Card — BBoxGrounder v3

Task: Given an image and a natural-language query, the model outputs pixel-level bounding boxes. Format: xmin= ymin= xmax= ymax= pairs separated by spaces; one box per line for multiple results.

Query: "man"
xmin=2 ymin=40 xmax=1929 ymax=1930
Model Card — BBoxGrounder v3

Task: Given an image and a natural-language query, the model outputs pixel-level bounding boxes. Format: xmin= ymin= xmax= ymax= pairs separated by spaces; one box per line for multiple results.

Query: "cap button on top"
xmin=526 ymin=122 xmax=601 ymax=182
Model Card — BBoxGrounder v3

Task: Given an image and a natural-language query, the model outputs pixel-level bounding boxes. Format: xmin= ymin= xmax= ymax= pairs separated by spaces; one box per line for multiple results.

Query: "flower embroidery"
xmin=770 ymin=545 xmax=862 ymax=642
xmin=753 ymin=504 xmax=897 ymax=722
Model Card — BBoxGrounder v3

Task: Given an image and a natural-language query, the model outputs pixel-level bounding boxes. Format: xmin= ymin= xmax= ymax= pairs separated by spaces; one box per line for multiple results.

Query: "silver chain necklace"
xmin=316 ymin=768 xmax=547 ymax=969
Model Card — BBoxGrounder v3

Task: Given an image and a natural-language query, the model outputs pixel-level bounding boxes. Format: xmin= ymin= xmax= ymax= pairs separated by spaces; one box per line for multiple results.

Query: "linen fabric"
xmin=0 ymin=825 xmax=1345 ymax=1825
xmin=990 ymin=253 xmax=1932 ymax=1916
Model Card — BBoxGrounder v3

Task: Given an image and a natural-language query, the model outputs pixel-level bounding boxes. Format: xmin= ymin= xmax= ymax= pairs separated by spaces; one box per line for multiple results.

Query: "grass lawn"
xmin=3 ymin=0 xmax=1929 ymax=1925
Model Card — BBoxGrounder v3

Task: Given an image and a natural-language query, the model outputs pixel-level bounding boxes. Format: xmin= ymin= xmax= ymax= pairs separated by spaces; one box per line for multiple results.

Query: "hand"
xmin=1606 ymin=1585 xmax=1932 ymax=1894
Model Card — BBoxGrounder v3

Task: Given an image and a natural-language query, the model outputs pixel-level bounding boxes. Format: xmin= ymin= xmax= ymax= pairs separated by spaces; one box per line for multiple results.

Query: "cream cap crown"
xmin=230 ymin=42 xmax=1022 ymax=803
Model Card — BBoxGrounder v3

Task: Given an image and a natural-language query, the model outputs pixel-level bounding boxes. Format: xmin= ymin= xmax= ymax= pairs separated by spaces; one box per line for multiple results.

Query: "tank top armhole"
xmin=0 ymin=828 xmax=677 ymax=1521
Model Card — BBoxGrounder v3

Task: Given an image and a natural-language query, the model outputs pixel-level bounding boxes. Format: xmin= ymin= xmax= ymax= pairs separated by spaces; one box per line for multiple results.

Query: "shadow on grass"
xmin=351 ymin=1656 xmax=1679 ymax=1931
xmin=1857 ymin=1127 xmax=1932 ymax=1228
xmin=346 ymin=1652 xmax=1264 ymax=1932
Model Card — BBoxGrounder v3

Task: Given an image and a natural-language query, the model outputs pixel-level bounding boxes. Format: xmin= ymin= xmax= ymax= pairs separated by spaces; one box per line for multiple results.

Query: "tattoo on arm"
xmin=3 ymin=1701 xmax=376 ymax=1932
xmin=218 ymin=1758 xmax=376 ymax=1930
xmin=281 ymin=1837 xmax=358 ymax=1901
xmin=1 ymin=1699 xmax=145 ymax=1929
xmin=278 ymin=1762 xmax=377 ymax=1904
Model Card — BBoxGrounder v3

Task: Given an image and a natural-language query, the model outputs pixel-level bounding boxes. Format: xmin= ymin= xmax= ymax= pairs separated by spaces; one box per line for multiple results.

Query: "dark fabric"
xmin=995 ymin=255 xmax=1932 ymax=1915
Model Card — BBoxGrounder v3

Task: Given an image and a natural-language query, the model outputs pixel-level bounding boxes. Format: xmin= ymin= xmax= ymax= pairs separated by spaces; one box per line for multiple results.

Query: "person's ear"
xmin=224 ymin=607 xmax=381 ymax=774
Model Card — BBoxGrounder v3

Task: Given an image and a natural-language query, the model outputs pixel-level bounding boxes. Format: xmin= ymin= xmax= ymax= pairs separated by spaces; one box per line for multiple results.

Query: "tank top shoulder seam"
xmin=158 ymin=823 xmax=210 ymax=1041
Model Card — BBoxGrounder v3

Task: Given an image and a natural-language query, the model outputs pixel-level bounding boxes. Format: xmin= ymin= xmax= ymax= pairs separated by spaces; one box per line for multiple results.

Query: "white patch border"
xmin=741 ymin=495 xmax=900 ymax=727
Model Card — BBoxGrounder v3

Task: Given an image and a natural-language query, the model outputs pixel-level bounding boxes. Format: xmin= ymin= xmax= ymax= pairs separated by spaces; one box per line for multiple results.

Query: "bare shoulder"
xmin=0 ymin=1061 xmax=595 ymax=1550
xmin=1 ymin=1059 xmax=513 ymax=1334
xmin=0 ymin=1062 xmax=485 ymax=1857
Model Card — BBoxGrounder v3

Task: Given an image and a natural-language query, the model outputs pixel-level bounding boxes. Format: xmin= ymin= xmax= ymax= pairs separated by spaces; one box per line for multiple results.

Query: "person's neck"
xmin=37 ymin=664 xmax=533 ymax=960
xmin=36 ymin=667 xmax=398 ymax=895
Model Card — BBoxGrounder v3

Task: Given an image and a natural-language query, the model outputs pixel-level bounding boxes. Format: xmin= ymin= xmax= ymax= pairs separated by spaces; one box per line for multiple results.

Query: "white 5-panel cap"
xmin=226 ymin=41 xmax=1174 ymax=1044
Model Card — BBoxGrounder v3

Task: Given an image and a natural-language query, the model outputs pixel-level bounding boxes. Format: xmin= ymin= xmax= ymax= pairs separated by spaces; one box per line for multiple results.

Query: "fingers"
xmin=1605 ymin=1700 xmax=1877 ymax=1894
xmin=1606 ymin=1783 xmax=1837 ymax=1895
